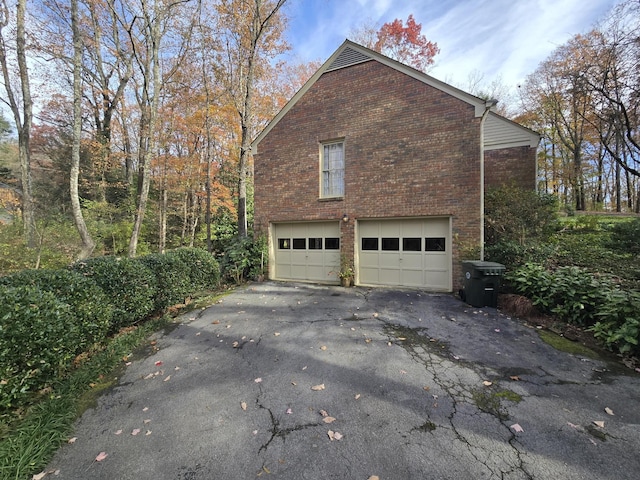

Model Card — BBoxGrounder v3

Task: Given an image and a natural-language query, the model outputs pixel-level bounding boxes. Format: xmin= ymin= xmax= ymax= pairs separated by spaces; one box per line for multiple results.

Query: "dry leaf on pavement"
xmin=68 ymin=437 xmax=77 ymax=444
xmin=510 ymin=423 xmax=524 ymax=433
xmin=95 ymin=452 xmax=108 ymax=462
xmin=323 ymin=416 xmax=336 ymax=424
xmin=605 ymin=407 xmax=614 ymax=416
xmin=131 ymin=428 xmax=141 ymax=436
xmin=32 ymin=472 xmax=47 ymax=480
xmin=311 ymin=384 xmax=325 ymax=391
xmin=593 ymin=420 xmax=605 ymax=428
xmin=241 ymin=402 xmax=247 ymax=411
xmin=483 ymin=381 xmax=493 ymax=386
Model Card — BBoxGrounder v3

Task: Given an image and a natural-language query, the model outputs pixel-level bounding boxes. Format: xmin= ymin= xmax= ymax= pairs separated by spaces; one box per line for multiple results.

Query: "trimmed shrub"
xmin=0 ymin=286 xmax=80 ymax=410
xmin=70 ymin=257 xmax=157 ymax=332
xmin=139 ymin=253 xmax=193 ymax=311
xmin=166 ymin=247 xmax=220 ymax=290
xmin=0 ymin=269 xmax=113 ymax=349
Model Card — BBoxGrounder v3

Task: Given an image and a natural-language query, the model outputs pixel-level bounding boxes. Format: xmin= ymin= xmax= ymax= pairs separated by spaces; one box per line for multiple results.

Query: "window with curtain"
xmin=321 ymin=142 xmax=344 ymax=198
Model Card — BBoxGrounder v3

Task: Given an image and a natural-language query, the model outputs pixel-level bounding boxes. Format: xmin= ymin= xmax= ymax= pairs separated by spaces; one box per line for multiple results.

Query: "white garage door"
xmin=273 ymin=222 xmax=341 ymax=283
xmin=357 ymin=218 xmax=451 ymax=291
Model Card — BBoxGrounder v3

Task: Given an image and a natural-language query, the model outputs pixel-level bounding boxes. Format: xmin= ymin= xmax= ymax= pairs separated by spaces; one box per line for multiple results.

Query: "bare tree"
xmin=0 ymin=0 xmax=36 ymax=246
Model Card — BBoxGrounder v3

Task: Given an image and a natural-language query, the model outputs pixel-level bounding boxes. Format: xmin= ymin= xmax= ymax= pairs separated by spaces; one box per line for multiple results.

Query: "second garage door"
xmin=273 ymin=222 xmax=341 ymax=283
xmin=357 ymin=218 xmax=451 ymax=291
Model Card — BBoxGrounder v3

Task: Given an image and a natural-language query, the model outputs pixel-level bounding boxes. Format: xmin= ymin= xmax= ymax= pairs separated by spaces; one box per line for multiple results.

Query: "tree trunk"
xmin=0 ymin=0 xmax=36 ymax=247
xmin=70 ymin=0 xmax=95 ymax=259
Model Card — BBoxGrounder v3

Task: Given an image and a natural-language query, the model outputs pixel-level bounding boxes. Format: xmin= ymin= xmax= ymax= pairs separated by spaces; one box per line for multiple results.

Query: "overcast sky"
xmin=284 ymin=0 xmax=620 ymax=92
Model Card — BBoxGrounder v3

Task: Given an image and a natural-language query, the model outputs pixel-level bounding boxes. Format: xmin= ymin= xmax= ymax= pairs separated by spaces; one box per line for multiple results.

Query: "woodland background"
xmin=0 ymin=0 xmax=639 ymax=270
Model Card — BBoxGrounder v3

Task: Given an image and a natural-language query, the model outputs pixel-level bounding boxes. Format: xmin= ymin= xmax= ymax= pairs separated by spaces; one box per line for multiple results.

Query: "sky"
xmin=283 ymin=0 xmax=620 ymax=94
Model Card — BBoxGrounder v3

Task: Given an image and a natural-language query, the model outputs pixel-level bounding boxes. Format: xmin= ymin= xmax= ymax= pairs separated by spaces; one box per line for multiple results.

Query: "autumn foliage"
xmin=373 ymin=15 xmax=439 ymax=72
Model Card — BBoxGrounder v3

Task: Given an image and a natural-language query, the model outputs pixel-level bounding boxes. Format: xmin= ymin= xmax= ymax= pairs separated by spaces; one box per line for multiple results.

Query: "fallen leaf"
xmin=232 ymin=341 xmax=239 ymax=348
xmin=400 ymin=369 xmax=407 ymax=374
xmin=397 ymin=337 xmax=406 ymax=341
xmin=95 ymin=452 xmax=108 ymax=462
xmin=423 ymin=386 xmax=430 ymax=391
xmin=510 ymin=376 xmax=520 ymax=381
xmin=142 ymin=407 xmax=149 ymax=412
xmin=174 ymin=366 xmax=180 ymax=371
xmin=195 ymin=332 xmax=201 ymax=336
xmin=154 ymin=361 xmax=163 ymax=366
xmin=163 ymin=375 xmax=171 ymax=382
xmin=605 ymin=407 xmax=614 ymax=416
xmin=145 ymin=430 xmax=152 ymax=436
xmin=291 ymin=381 xmax=297 ymax=386
xmin=567 ymin=422 xmax=580 ymax=429
xmin=143 ymin=373 xmax=154 ymax=380
xmin=387 ymin=342 xmax=392 ymax=346
xmin=320 ymin=345 xmax=327 ymax=351
xmin=0 ymin=379 xmax=7 ymax=385
xmin=253 ymin=430 xmax=258 ymax=435
xmin=241 ymin=402 xmax=247 ymax=411
xmin=32 ymin=472 xmax=47 ymax=480
xmin=274 ymin=332 xmax=281 ymax=336
xmin=311 ymin=384 xmax=325 ymax=391
xmin=365 ymin=338 xmax=372 ymax=343
xmin=494 ymin=329 xmax=501 ymax=333
xmin=302 ymin=366 xmax=307 ymax=371
xmin=68 ymin=437 xmax=77 ymax=444
xmin=286 ymin=408 xmax=293 ymax=414
xmin=212 ymin=320 xmax=220 ymax=324
xmin=255 ymin=377 xmax=263 ymax=383
xmin=373 ymin=313 xmax=379 ymax=318
xmin=368 ymin=477 xmax=380 ymax=480
xmin=132 ymin=428 xmax=141 ymax=436
xmin=143 ymin=419 xmax=151 ymax=424
xmin=114 ymin=430 xmax=122 ymax=435
xmin=593 ymin=420 xmax=605 ymax=428
xmin=510 ymin=423 xmax=524 ymax=433
xmin=355 ymin=394 xmax=361 ymax=400
xmin=323 ymin=416 xmax=336 ymax=424
xmin=319 ymin=410 xmax=328 ymax=417
xmin=483 ymin=381 xmax=493 ymax=386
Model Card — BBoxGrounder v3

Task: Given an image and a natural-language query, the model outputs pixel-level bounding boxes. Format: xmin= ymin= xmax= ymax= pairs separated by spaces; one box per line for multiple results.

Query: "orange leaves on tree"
xmin=373 ymin=14 xmax=439 ymax=72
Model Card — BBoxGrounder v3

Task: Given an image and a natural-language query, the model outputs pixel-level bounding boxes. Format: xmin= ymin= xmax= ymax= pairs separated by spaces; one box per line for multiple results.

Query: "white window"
xmin=321 ymin=142 xmax=344 ymax=198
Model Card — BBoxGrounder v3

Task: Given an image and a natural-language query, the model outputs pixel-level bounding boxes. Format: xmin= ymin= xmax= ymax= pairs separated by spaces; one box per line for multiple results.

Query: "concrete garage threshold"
xmin=46 ymin=282 xmax=640 ymax=479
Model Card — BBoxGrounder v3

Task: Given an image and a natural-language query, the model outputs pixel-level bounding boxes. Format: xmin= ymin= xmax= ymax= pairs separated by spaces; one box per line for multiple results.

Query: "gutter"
xmin=480 ymin=99 xmax=498 ymax=261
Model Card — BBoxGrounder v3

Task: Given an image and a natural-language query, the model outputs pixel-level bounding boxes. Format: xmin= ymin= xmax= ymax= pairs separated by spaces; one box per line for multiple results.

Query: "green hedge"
xmin=0 ymin=286 xmax=80 ymax=410
xmin=0 ymin=269 xmax=113 ymax=349
xmin=0 ymin=249 xmax=221 ymax=412
xmin=70 ymin=256 xmax=157 ymax=332
xmin=166 ymin=247 xmax=220 ymax=290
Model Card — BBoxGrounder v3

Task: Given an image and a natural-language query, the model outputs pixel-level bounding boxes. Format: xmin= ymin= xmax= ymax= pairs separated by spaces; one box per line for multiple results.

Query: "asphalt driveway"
xmin=46 ymin=282 xmax=640 ymax=479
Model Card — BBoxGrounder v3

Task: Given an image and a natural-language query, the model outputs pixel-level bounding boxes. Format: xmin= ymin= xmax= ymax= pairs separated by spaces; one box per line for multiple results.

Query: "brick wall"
xmin=485 ymin=146 xmax=537 ymax=189
xmin=254 ymin=60 xmax=532 ymax=291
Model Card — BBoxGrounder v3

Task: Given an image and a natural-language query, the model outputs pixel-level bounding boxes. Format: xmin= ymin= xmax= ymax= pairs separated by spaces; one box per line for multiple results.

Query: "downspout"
xmin=480 ymin=99 xmax=498 ymax=261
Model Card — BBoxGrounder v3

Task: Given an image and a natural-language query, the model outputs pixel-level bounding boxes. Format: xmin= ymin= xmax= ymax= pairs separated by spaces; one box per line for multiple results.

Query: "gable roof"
xmin=252 ymin=40 xmax=539 ymax=153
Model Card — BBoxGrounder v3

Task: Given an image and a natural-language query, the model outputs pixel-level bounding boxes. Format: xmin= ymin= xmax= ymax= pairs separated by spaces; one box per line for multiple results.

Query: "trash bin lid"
xmin=462 ymin=261 xmax=506 ymax=275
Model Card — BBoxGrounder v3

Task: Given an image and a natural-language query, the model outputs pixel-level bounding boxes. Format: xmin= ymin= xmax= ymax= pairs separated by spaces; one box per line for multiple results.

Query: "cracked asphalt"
xmin=47 ymin=282 xmax=640 ymax=479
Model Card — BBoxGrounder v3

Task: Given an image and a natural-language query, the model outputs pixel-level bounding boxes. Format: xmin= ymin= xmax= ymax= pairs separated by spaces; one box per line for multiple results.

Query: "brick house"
xmin=252 ymin=41 xmax=538 ymax=291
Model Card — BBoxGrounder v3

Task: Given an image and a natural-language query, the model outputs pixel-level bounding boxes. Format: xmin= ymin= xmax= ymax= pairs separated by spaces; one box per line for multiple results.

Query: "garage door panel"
xmin=357 ymin=218 xmax=451 ymax=291
xmin=274 ymin=222 xmax=340 ymax=283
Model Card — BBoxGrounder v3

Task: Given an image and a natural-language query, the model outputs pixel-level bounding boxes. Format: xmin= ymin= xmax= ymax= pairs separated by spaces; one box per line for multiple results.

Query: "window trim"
xmin=319 ymin=140 xmax=345 ymax=199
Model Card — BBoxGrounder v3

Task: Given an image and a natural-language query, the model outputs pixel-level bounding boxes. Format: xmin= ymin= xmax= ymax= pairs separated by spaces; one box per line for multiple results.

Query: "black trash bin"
xmin=460 ymin=261 xmax=505 ymax=308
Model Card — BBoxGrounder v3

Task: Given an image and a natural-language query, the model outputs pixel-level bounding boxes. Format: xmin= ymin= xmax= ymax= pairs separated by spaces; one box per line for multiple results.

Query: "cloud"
xmin=285 ymin=0 xmax=619 ymax=92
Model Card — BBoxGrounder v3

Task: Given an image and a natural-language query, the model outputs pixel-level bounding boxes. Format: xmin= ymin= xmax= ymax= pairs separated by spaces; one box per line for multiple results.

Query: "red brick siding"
xmin=485 ymin=146 xmax=537 ymax=189
xmin=254 ymin=60 xmax=529 ymax=291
